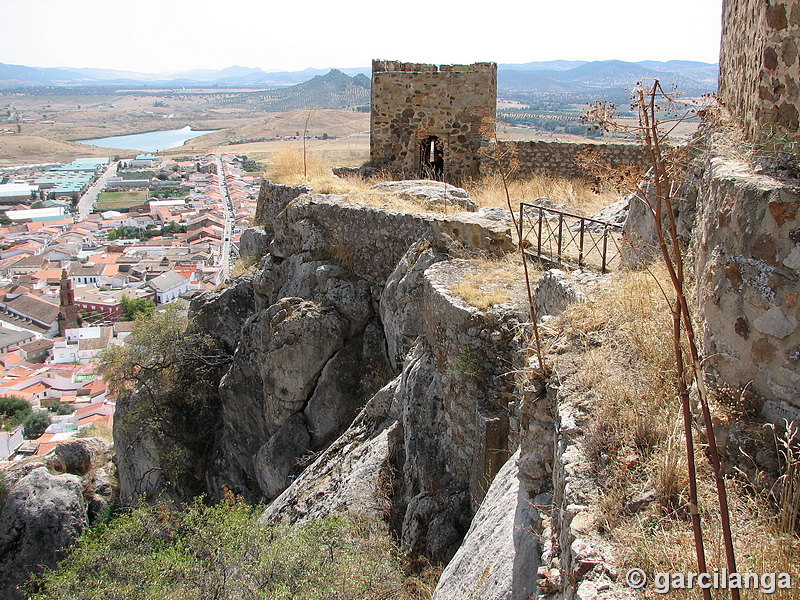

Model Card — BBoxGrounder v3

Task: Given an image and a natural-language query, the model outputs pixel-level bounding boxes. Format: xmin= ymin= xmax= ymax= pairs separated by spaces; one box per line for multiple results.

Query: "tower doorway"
xmin=419 ymin=136 xmax=444 ymax=180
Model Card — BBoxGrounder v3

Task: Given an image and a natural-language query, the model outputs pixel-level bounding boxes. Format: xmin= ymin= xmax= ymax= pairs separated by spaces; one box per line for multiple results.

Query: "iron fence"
xmin=519 ymin=202 xmax=623 ymax=273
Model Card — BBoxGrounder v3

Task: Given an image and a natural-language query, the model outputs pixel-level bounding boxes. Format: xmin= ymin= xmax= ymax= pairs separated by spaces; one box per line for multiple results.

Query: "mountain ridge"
xmin=0 ymin=59 xmax=717 ymax=92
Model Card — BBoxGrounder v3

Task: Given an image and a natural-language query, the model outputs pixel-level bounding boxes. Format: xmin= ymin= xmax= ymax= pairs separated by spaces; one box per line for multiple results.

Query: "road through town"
xmin=77 ymin=161 xmax=119 ymax=221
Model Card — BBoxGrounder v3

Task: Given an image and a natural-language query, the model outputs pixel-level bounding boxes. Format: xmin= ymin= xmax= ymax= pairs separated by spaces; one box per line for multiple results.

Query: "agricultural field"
xmin=95 ymin=190 xmax=148 ymax=211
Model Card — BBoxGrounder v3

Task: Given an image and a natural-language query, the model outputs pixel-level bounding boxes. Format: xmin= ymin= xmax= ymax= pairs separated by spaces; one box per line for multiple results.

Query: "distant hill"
xmin=0 ymin=59 xmax=717 ymax=112
xmin=498 ymin=59 xmax=718 ymax=95
xmin=173 ymin=69 xmax=372 ymax=113
xmin=0 ymin=62 xmax=372 ymax=89
xmin=0 ymin=59 xmax=717 ymax=93
xmin=244 ymin=69 xmax=371 ymax=111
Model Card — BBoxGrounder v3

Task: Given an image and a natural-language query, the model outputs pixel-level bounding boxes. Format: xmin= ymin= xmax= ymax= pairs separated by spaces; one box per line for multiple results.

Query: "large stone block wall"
xmin=370 ymin=60 xmax=497 ymax=183
xmin=481 ymin=140 xmax=647 ymax=180
xmin=268 ymin=194 xmax=515 ymax=284
xmin=693 ymin=154 xmax=800 ymax=423
xmin=719 ymin=0 xmax=800 ymax=142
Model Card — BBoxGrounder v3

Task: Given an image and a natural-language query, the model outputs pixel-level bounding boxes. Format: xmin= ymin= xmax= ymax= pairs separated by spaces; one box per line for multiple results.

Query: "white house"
xmin=146 ymin=271 xmax=190 ymax=304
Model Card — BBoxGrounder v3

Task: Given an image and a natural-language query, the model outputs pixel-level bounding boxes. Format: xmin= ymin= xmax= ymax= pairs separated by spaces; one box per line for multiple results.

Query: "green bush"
xmin=0 ymin=396 xmax=31 ymax=430
xmin=54 ymin=403 xmax=74 ymax=416
xmin=0 ymin=396 xmax=30 ymax=418
xmin=30 ymin=497 xmax=437 ymax=600
xmin=22 ymin=410 xmax=51 ymax=439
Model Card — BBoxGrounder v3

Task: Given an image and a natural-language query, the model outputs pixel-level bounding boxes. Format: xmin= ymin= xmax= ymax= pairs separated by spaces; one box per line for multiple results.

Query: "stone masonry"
xmin=370 ymin=60 xmax=649 ymax=184
xmin=481 ymin=140 xmax=646 ymax=180
xmin=370 ymin=60 xmax=497 ymax=183
xmin=719 ymin=0 xmax=800 ymax=143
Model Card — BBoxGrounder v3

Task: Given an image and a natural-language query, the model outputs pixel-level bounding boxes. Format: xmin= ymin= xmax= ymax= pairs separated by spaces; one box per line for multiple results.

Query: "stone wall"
xmin=370 ymin=60 xmax=497 ymax=183
xmin=719 ymin=0 xmax=800 ymax=143
xmin=692 ymin=152 xmax=800 ymax=423
xmin=267 ymin=194 xmax=515 ymax=284
xmin=481 ymin=140 xmax=647 ymax=180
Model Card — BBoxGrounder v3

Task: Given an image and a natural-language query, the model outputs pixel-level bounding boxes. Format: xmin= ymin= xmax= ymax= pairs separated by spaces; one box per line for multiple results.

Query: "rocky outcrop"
xmin=0 ymin=469 xmax=86 ymax=599
xmin=260 ymin=231 xmax=530 ymax=563
xmin=379 ymin=235 xmax=450 ymax=371
xmin=0 ymin=438 xmax=117 ymax=600
xmin=204 ymin=269 xmax=390 ymax=502
xmin=162 ymin=183 xmax=517 ymax=507
xmin=534 ymin=269 xmax=594 ymax=318
xmin=431 ymin=449 xmax=540 ymax=600
xmin=370 ymin=180 xmax=479 ymax=211
xmin=267 ymin=193 xmax=514 ymax=283
xmin=115 ymin=177 xmax=555 ymax=575
xmin=253 ymin=181 xmax=311 ymax=234
xmin=260 ymin=378 xmax=402 ymax=525
xmin=238 ymin=226 xmax=271 ymax=260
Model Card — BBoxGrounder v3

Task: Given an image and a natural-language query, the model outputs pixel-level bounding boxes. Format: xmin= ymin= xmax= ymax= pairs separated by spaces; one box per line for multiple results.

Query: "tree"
xmin=23 ymin=410 xmax=51 ymax=439
xmin=0 ymin=396 xmax=30 ymax=418
xmin=119 ymin=295 xmax=155 ymax=321
xmin=96 ymin=307 xmax=229 ymax=499
xmin=0 ymin=396 xmax=31 ymax=429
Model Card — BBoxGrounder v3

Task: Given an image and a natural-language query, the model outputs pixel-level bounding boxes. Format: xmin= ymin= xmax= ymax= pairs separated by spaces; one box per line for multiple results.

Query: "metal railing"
xmin=519 ymin=202 xmax=623 ymax=273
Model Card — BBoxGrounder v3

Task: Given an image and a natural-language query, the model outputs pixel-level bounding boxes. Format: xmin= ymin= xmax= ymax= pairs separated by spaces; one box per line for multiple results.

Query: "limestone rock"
xmin=270 ymin=195 xmax=513 ymax=284
xmin=260 ymin=378 xmax=403 ymax=525
xmin=380 ymin=237 xmax=449 ymax=371
xmin=533 ymin=269 xmax=587 ymax=317
xmin=50 ymin=438 xmax=107 ymax=475
xmin=0 ymin=468 xmax=87 ymax=600
xmin=304 ymin=319 xmax=391 ymax=448
xmin=431 ymin=449 xmax=539 ymax=600
xmin=371 ymin=180 xmax=478 ymax=211
xmin=253 ymin=180 xmax=311 ymax=232
xmin=189 ymin=271 xmax=257 ymax=354
xmin=332 ymin=165 xmax=377 ymax=179
xmin=254 ymin=413 xmax=311 ymax=500
xmin=114 ymin=388 xmax=166 ymax=504
xmin=401 ymin=489 xmax=471 ymax=563
xmin=586 ymin=194 xmax=631 ymax=229
xmin=239 ymin=226 xmax=271 ymax=260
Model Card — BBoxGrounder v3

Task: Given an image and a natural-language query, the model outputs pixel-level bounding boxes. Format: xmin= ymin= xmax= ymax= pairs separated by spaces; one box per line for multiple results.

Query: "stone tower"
xmin=57 ymin=269 xmax=80 ymax=336
xmin=719 ymin=0 xmax=800 ymax=143
xmin=370 ymin=60 xmax=497 ymax=183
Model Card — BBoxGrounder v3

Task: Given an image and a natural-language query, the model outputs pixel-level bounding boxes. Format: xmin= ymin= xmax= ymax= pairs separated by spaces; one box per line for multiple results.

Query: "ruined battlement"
xmin=372 ymin=60 xmax=497 ymax=74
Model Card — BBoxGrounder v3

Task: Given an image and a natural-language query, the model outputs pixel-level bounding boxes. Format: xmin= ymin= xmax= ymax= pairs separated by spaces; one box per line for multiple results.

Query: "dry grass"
xmin=551 ymin=265 xmax=800 ymax=597
xmin=447 ymin=258 xmax=531 ymax=309
xmin=76 ymin=421 xmax=113 ymax=442
xmin=464 ymin=173 xmax=622 ymax=216
xmin=267 ymin=148 xmax=469 ymax=214
xmin=228 ymin=253 xmax=261 ymax=278
xmin=266 ymin=148 xmax=625 ymax=221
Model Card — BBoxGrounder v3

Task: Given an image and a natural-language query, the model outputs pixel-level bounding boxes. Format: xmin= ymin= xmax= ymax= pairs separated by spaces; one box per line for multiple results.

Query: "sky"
xmin=0 ymin=0 xmax=724 ymax=73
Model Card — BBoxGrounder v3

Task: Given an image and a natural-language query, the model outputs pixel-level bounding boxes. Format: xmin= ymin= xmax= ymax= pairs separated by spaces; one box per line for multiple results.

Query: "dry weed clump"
xmin=464 ymin=173 xmax=621 ymax=216
xmin=551 ymin=266 xmax=800 ymax=597
xmin=266 ymin=147 xmax=375 ymax=194
xmin=555 ymin=268 xmax=677 ymax=525
xmin=447 ymin=258 xmax=533 ymax=309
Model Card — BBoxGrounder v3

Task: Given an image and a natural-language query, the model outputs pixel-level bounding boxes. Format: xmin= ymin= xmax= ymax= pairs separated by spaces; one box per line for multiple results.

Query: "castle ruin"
xmin=719 ymin=0 xmax=800 ymax=143
xmin=370 ymin=60 xmax=497 ymax=182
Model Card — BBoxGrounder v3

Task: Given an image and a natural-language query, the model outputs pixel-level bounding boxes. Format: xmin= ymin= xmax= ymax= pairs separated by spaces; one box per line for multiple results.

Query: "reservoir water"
xmin=78 ymin=126 xmax=215 ymax=152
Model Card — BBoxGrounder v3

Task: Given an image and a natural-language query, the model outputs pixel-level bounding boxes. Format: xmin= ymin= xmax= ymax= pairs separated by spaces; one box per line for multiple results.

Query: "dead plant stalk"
xmin=482 ymin=120 xmax=545 ymax=374
xmin=586 ymin=80 xmax=738 ymax=599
